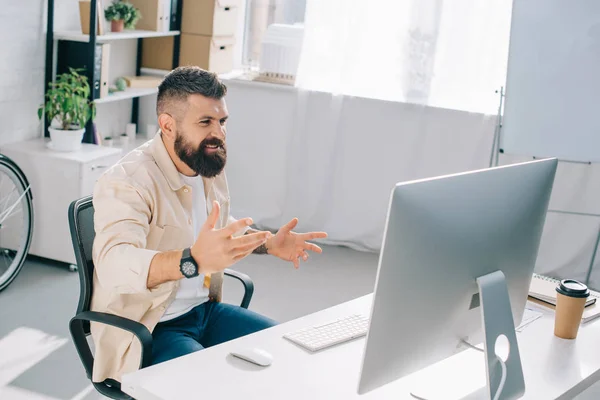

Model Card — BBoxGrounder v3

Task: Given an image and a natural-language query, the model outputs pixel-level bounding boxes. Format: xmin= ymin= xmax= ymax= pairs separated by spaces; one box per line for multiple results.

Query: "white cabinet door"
xmin=80 ymin=153 xmax=123 ymax=197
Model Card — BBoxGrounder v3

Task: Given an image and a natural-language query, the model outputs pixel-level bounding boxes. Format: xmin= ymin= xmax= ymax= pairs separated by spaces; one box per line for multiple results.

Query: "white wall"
xmin=194 ymin=79 xmax=600 ymax=291
xmin=0 ymin=0 xmax=46 ymax=145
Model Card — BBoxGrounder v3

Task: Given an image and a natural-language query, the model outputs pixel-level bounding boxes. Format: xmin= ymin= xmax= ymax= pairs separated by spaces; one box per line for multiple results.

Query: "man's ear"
xmin=158 ymin=113 xmax=176 ymax=141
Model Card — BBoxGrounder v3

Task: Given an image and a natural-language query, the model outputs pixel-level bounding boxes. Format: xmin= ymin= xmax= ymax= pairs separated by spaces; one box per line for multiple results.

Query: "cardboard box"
xmin=142 ymin=36 xmax=175 ymax=71
xmin=128 ymin=0 xmax=170 ymax=31
xmin=142 ymin=34 xmax=235 ymax=74
xmin=180 ymin=34 xmax=235 ymax=74
xmin=182 ymin=0 xmax=239 ymax=36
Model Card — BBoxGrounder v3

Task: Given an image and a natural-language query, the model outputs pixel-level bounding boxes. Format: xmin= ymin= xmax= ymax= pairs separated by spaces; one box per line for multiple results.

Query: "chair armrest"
xmin=224 ymin=268 xmax=254 ymax=309
xmin=69 ymin=311 xmax=153 ymax=379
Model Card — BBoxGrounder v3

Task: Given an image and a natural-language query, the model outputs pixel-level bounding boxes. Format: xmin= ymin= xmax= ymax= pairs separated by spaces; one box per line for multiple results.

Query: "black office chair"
xmin=68 ymin=195 xmax=255 ymax=399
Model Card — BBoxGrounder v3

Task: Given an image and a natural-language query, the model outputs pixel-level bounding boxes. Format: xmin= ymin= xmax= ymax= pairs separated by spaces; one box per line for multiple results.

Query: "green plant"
xmin=37 ymin=68 xmax=96 ymax=130
xmin=104 ymin=1 xmax=141 ymax=29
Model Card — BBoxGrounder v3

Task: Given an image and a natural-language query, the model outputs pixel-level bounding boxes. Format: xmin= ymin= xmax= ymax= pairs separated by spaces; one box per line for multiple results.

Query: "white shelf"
xmin=54 ymin=29 xmax=180 ymax=43
xmin=94 ymin=87 xmax=158 ymax=104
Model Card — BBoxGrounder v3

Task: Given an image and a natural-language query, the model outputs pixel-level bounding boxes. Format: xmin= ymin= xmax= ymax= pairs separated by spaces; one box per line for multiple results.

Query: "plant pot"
xmin=111 ymin=19 xmax=124 ymax=32
xmin=120 ymin=135 xmax=130 ymax=147
xmin=48 ymin=127 xmax=85 ymax=152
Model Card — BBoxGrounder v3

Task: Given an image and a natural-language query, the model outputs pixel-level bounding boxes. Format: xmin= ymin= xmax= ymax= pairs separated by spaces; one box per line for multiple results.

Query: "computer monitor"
xmin=357 ymin=158 xmax=558 ymax=399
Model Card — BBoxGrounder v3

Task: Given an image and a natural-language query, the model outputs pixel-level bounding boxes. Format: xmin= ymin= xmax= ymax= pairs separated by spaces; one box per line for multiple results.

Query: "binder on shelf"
xmin=162 ymin=0 xmax=171 ymax=31
xmin=170 ymin=0 xmax=180 ymax=30
xmin=56 ymin=41 xmax=111 ymax=100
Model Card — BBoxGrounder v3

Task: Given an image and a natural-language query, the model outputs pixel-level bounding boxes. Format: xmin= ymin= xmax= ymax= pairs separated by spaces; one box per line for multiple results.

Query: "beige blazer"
xmin=90 ymin=133 xmax=238 ymax=383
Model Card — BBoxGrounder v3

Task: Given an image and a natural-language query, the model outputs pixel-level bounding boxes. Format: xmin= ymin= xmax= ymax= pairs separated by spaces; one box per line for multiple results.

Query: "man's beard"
xmin=174 ymin=131 xmax=227 ymax=178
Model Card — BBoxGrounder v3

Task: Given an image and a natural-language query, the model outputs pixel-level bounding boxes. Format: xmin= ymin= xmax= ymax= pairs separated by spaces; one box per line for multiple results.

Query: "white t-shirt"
xmin=159 ymin=173 xmax=210 ymax=322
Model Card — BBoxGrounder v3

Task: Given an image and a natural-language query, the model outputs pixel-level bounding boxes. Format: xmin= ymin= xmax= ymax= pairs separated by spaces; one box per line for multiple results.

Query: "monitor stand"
xmin=409 ymin=270 xmax=526 ymax=400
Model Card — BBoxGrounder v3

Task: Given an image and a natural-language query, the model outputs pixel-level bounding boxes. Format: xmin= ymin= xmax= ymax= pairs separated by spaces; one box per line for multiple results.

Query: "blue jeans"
xmin=150 ymin=301 xmax=277 ymax=365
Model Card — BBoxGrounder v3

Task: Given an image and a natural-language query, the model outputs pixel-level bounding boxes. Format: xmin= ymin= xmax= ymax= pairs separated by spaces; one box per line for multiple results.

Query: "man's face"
xmin=174 ymin=94 xmax=228 ymax=178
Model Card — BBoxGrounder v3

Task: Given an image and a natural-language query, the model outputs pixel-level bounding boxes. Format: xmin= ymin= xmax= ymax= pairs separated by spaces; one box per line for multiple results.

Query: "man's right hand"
xmin=190 ymin=201 xmax=270 ymax=275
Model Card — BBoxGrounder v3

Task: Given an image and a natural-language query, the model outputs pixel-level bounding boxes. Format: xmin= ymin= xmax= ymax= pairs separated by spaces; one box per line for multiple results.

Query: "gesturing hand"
xmin=267 ymin=218 xmax=328 ymax=268
xmin=190 ymin=201 xmax=271 ymax=274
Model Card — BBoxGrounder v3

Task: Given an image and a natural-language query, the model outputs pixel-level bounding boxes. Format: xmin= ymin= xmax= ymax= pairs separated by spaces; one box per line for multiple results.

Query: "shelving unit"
xmin=44 ymin=0 xmax=184 ymax=143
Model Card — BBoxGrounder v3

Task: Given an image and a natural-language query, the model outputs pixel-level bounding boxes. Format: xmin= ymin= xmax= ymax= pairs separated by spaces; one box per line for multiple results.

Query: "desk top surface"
xmin=122 ymin=294 xmax=600 ymax=400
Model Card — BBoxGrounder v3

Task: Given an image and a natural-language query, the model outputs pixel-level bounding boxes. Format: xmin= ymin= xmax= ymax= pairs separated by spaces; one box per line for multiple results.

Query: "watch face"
xmin=181 ymin=261 xmax=197 ymax=277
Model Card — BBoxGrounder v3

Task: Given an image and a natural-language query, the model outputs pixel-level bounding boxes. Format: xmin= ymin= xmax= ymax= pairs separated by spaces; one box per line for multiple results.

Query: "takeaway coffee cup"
xmin=554 ymin=279 xmax=590 ymax=339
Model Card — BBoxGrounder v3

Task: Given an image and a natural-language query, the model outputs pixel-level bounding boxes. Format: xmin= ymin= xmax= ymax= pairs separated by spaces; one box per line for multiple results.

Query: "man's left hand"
xmin=266 ymin=218 xmax=327 ymax=268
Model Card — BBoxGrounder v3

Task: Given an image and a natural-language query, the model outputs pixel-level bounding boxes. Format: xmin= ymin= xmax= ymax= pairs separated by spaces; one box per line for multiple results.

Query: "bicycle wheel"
xmin=0 ymin=155 xmax=33 ymax=292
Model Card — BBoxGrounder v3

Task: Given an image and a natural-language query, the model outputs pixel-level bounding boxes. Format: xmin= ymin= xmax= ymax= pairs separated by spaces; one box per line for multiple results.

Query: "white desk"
xmin=122 ymin=295 xmax=600 ymax=399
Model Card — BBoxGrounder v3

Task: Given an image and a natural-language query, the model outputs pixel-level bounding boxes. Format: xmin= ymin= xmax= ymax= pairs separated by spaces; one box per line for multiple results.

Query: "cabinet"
xmin=1 ymin=139 xmax=123 ymax=265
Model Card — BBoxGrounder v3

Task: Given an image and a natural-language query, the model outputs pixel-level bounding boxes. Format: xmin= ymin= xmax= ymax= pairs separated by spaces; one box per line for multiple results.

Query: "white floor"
xmin=1 ymin=246 xmax=599 ymax=399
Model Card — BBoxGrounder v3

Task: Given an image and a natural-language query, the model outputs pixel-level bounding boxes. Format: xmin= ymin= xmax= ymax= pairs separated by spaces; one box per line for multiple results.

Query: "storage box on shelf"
xmin=142 ymin=34 xmax=235 ymax=74
xmin=0 ymin=139 xmax=123 ymax=265
xmin=127 ymin=0 xmax=172 ymax=32
xmin=181 ymin=0 xmax=239 ymax=36
xmin=141 ymin=0 xmax=238 ymax=74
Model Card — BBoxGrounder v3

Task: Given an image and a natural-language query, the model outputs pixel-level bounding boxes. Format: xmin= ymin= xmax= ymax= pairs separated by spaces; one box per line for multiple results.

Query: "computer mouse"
xmin=230 ymin=347 xmax=273 ymax=366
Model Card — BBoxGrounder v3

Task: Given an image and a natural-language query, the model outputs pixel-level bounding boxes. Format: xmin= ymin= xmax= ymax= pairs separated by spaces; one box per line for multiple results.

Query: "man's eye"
xmin=200 ymin=120 xmax=210 ymax=125
xmin=220 ymin=119 xmax=227 ymax=126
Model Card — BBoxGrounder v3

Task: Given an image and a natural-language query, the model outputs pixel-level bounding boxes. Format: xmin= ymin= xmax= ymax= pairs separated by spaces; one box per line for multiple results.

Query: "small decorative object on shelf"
xmin=115 ymin=77 xmax=128 ymax=91
xmin=103 ymin=136 xmax=114 ymax=146
xmin=38 ymin=68 xmax=96 ymax=152
xmin=126 ymin=123 xmax=137 ymax=139
xmin=120 ymin=132 xmax=130 ymax=147
xmin=104 ymin=1 xmax=141 ymax=32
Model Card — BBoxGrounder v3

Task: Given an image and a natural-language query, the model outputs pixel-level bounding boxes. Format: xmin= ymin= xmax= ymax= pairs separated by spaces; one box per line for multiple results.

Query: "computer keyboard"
xmin=283 ymin=314 xmax=370 ymax=352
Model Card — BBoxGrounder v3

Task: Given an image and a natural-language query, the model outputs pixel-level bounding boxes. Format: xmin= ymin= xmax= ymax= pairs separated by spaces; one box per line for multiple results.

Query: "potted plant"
xmin=38 ymin=68 xmax=96 ymax=152
xmin=104 ymin=1 xmax=141 ymax=32
xmin=103 ymin=136 xmax=114 ymax=147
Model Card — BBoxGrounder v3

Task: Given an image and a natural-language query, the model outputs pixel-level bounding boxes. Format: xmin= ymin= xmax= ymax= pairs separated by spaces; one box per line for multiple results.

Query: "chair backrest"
xmin=68 ymin=195 xmax=96 ymax=335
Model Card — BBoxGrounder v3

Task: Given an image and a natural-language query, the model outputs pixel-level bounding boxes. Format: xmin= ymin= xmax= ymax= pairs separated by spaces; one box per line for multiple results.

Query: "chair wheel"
xmin=69 ymin=264 xmax=78 ymax=272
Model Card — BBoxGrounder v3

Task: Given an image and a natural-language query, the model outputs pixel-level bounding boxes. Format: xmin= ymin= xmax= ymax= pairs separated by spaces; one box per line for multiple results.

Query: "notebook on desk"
xmin=529 ymin=273 xmax=597 ymax=307
xmin=528 ymin=273 xmax=600 ymax=323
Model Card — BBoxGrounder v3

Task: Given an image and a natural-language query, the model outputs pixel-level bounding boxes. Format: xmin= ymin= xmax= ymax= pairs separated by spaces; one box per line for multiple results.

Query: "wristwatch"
xmin=180 ymin=248 xmax=199 ymax=278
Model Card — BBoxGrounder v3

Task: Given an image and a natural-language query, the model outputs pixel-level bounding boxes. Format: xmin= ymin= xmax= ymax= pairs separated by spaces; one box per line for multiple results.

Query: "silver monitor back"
xmin=357 ymin=158 xmax=558 ymax=395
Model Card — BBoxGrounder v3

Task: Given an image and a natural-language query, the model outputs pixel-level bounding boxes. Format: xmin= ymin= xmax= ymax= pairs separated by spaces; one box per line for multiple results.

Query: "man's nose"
xmin=212 ymin=124 xmax=226 ymax=140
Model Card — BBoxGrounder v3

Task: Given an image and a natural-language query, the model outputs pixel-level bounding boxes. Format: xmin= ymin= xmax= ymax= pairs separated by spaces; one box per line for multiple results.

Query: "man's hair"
xmin=156 ymin=66 xmax=227 ymax=117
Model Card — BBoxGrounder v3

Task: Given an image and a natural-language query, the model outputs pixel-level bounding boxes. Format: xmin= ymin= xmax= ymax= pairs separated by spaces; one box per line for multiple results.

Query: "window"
xmin=242 ymin=0 xmax=307 ymax=68
xmin=240 ymin=0 xmax=513 ymax=115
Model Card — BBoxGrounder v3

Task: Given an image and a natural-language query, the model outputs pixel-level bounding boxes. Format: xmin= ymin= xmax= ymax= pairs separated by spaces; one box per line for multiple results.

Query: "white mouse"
xmin=230 ymin=347 xmax=273 ymax=366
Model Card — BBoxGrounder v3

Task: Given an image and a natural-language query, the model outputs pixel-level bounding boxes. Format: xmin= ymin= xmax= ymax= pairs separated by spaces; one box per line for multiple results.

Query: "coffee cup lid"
xmin=556 ymin=279 xmax=590 ymax=298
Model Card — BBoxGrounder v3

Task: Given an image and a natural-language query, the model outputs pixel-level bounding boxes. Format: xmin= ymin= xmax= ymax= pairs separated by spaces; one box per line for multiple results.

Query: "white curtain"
xmin=296 ymin=0 xmax=513 ymax=115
